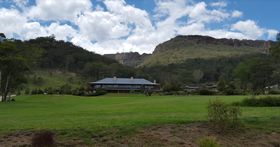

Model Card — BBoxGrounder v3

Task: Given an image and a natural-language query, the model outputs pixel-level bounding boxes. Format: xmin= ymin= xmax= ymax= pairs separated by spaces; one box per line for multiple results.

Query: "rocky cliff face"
xmin=105 ymin=35 xmax=274 ymax=67
xmin=141 ymin=35 xmax=275 ymax=66
xmin=153 ymin=35 xmax=273 ymax=54
xmin=104 ymin=52 xmax=151 ymax=67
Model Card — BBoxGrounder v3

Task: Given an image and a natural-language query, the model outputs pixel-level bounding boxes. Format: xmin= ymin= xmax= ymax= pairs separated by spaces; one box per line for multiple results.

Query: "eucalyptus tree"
xmin=0 ymin=41 xmax=41 ymax=102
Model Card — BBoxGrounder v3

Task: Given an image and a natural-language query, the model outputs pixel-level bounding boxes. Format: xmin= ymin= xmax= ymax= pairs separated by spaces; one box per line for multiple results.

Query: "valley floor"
xmin=0 ymin=94 xmax=279 ymax=146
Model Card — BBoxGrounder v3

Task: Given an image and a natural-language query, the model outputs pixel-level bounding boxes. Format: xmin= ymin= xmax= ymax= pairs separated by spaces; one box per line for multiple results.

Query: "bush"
xmin=32 ymin=130 xmax=55 ymax=147
xmin=162 ymin=82 xmax=181 ymax=92
xmin=60 ymin=84 xmax=72 ymax=95
xmin=198 ymin=89 xmax=216 ymax=95
xmin=32 ymin=76 xmax=45 ymax=86
xmin=31 ymin=89 xmax=45 ymax=95
xmin=208 ymin=99 xmax=242 ymax=132
xmin=72 ymin=87 xmax=107 ymax=96
xmin=44 ymin=87 xmax=54 ymax=95
xmin=24 ymin=88 xmax=30 ymax=95
xmin=198 ymin=137 xmax=220 ymax=147
xmin=268 ymin=90 xmax=280 ymax=95
xmin=235 ymin=96 xmax=280 ymax=107
xmin=92 ymin=88 xmax=107 ymax=96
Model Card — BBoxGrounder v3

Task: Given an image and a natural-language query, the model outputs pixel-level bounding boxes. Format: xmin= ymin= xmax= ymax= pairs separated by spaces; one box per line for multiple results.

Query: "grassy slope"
xmin=141 ymin=44 xmax=264 ymax=66
xmin=0 ymin=94 xmax=279 ymax=138
xmin=25 ymin=70 xmax=84 ymax=90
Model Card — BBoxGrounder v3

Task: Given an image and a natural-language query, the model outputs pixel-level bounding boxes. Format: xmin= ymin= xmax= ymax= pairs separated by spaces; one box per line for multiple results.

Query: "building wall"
xmin=0 ymin=37 xmax=4 ymax=42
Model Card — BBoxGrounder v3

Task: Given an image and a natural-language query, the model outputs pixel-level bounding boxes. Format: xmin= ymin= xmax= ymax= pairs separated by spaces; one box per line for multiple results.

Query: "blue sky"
xmin=0 ymin=0 xmax=279 ymax=54
xmin=125 ymin=0 xmax=280 ymax=30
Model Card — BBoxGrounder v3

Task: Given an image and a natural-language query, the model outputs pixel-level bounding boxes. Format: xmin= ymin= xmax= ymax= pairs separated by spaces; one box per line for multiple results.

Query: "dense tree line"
xmin=137 ymin=54 xmax=267 ymax=87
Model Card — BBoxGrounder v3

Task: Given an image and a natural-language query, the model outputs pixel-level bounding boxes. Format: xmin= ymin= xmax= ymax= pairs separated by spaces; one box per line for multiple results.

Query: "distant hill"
xmin=21 ymin=36 xmax=135 ymax=89
xmin=104 ymin=52 xmax=150 ymax=67
xmin=140 ymin=35 xmax=273 ymax=66
xmin=26 ymin=36 xmax=117 ymax=72
xmin=6 ymin=35 xmax=274 ymax=90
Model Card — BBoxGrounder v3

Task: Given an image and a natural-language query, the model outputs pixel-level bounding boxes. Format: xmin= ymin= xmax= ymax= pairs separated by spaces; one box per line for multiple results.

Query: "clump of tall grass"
xmin=208 ymin=99 xmax=242 ymax=132
xmin=197 ymin=136 xmax=220 ymax=147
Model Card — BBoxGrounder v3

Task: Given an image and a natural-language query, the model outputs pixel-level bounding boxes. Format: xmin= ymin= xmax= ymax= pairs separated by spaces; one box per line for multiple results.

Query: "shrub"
xmin=198 ymin=137 xmax=220 ymax=147
xmin=162 ymin=82 xmax=181 ymax=92
xmin=44 ymin=87 xmax=54 ymax=95
xmin=208 ymin=99 xmax=242 ymax=132
xmin=198 ymin=89 xmax=216 ymax=95
xmin=24 ymin=88 xmax=30 ymax=95
xmin=32 ymin=130 xmax=55 ymax=147
xmin=72 ymin=87 xmax=107 ymax=96
xmin=31 ymin=89 xmax=44 ymax=95
xmin=268 ymin=90 xmax=280 ymax=95
xmin=92 ymin=88 xmax=107 ymax=96
xmin=60 ymin=84 xmax=72 ymax=95
xmin=32 ymin=76 xmax=45 ymax=86
xmin=236 ymin=96 xmax=280 ymax=107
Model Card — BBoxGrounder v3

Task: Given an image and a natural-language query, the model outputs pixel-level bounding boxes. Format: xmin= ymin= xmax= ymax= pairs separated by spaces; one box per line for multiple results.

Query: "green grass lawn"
xmin=0 ymin=94 xmax=280 ymax=138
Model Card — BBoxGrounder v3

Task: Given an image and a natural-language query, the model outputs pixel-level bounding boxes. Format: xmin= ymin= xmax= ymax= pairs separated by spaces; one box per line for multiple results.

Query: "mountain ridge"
xmin=105 ymin=35 xmax=274 ymax=67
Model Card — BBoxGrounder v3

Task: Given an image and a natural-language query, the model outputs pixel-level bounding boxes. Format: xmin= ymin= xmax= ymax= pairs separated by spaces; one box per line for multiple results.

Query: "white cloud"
xmin=28 ymin=0 xmax=92 ymax=21
xmin=104 ymin=0 xmax=153 ymax=29
xmin=232 ymin=10 xmax=243 ymax=18
xmin=76 ymin=11 xmax=130 ymax=42
xmin=21 ymin=22 xmax=48 ymax=39
xmin=210 ymin=1 xmax=227 ymax=7
xmin=0 ymin=8 xmax=26 ymax=38
xmin=188 ymin=2 xmax=230 ymax=23
xmin=46 ymin=23 xmax=77 ymax=41
xmin=231 ymin=20 xmax=264 ymax=39
xmin=267 ymin=29 xmax=278 ymax=40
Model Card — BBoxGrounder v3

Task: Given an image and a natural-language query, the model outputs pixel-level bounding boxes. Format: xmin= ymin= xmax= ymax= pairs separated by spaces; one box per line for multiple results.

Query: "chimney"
xmin=154 ymin=80 xmax=156 ymax=84
xmin=113 ymin=76 xmax=117 ymax=81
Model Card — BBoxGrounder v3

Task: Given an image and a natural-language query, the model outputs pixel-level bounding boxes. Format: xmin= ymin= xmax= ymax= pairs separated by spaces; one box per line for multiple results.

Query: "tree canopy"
xmin=234 ymin=58 xmax=274 ymax=94
xmin=0 ymin=41 xmax=42 ymax=102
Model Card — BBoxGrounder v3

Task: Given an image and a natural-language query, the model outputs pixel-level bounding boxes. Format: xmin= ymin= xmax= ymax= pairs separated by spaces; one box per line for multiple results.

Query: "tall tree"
xmin=0 ymin=41 xmax=41 ymax=102
xmin=192 ymin=69 xmax=204 ymax=83
xmin=234 ymin=58 xmax=274 ymax=94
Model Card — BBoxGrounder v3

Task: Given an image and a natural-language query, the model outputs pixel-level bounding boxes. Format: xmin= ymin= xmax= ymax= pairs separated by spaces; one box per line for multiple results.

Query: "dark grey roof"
xmin=91 ymin=78 xmax=156 ymax=85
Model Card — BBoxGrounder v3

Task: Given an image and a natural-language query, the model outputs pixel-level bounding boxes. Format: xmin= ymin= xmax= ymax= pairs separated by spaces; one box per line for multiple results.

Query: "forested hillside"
xmin=19 ymin=36 xmax=136 ymax=90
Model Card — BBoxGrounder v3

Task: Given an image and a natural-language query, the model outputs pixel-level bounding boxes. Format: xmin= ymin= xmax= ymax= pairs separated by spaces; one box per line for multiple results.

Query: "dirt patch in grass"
xmin=92 ymin=123 xmax=280 ymax=147
xmin=0 ymin=131 xmax=85 ymax=147
xmin=0 ymin=123 xmax=279 ymax=147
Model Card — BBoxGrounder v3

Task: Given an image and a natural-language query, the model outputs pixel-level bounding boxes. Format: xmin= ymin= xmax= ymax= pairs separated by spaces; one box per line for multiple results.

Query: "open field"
xmin=0 ymin=94 xmax=280 ymax=145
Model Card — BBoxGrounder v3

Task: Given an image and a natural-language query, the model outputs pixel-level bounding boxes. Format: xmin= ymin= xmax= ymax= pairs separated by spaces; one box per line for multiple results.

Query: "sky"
xmin=0 ymin=0 xmax=279 ymax=54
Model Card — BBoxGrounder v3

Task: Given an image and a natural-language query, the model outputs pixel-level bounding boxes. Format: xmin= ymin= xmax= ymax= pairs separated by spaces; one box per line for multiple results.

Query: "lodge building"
xmin=90 ymin=77 xmax=159 ymax=92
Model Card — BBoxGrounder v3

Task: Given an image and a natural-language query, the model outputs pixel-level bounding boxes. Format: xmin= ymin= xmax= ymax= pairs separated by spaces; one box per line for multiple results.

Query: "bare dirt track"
xmin=1 ymin=123 xmax=280 ymax=147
